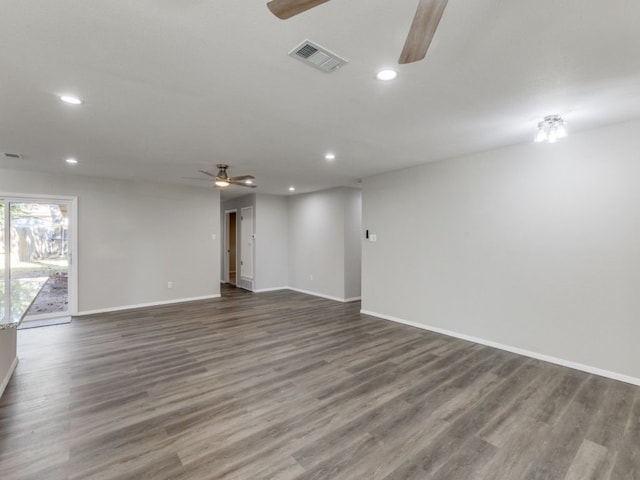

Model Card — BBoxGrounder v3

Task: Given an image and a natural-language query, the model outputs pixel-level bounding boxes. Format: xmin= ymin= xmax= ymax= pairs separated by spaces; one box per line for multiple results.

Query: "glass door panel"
xmin=9 ymin=202 xmax=69 ymax=318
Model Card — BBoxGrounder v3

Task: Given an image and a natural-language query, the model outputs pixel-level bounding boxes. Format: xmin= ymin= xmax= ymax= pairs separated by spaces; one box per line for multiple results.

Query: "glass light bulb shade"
xmin=556 ymin=125 xmax=567 ymax=138
xmin=215 ymin=180 xmax=230 ymax=187
xmin=535 ymin=129 xmax=547 ymax=143
xmin=548 ymin=129 xmax=558 ymax=143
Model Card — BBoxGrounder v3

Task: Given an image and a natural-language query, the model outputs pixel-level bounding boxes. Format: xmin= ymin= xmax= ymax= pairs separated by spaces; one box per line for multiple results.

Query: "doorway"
xmin=224 ymin=210 xmax=237 ymax=285
xmin=0 ymin=195 xmax=77 ymax=321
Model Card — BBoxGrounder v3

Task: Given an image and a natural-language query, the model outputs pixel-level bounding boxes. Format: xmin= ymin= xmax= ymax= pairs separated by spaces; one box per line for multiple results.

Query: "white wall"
xmin=255 ymin=195 xmax=288 ymax=291
xmin=222 ymin=190 xmax=362 ymax=299
xmin=362 ymin=119 xmax=640 ymax=383
xmin=289 ymin=187 xmax=362 ymax=301
xmin=344 ymin=188 xmax=362 ymax=300
xmin=0 ymin=168 xmax=220 ymax=313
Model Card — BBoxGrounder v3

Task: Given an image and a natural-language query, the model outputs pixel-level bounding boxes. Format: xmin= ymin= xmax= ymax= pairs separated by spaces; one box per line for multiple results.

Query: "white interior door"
xmin=240 ymin=206 xmax=254 ymax=280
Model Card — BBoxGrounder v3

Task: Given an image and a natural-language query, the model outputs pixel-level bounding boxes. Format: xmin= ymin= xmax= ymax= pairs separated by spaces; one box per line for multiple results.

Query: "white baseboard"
xmin=253 ymin=287 xmax=289 ymax=293
xmin=344 ymin=296 xmax=362 ymax=303
xmin=0 ymin=356 xmax=18 ymax=399
xmin=361 ymin=309 xmax=640 ymax=387
xmin=247 ymin=286 xmax=361 ymax=303
xmin=77 ymin=294 xmax=221 ymax=316
xmin=288 ymin=287 xmax=361 ymax=303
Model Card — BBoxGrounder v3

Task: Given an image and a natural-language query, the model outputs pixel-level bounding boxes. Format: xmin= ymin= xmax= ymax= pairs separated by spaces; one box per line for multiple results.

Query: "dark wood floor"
xmin=1 ymin=285 xmax=638 ymax=479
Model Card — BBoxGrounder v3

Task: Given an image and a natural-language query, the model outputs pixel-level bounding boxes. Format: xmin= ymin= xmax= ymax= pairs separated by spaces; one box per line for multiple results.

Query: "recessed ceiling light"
xmin=376 ymin=69 xmax=397 ymax=81
xmin=289 ymin=186 xmax=295 ymax=192
xmin=65 ymin=158 xmax=78 ymax=165
xmin=60 ymin=95 xmax=83 ymax=105
xmin=325 ymin=153 xmax=336 ymax=161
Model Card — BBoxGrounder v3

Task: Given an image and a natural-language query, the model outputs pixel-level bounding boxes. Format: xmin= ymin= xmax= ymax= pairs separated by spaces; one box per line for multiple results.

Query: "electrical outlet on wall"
xmin=167 ymin=281 xmax=173 ymax=289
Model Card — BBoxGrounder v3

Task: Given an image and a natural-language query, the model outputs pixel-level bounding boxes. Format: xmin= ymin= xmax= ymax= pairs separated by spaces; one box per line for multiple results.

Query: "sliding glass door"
xmin=0 ymin=196 xmax=76 ymax=321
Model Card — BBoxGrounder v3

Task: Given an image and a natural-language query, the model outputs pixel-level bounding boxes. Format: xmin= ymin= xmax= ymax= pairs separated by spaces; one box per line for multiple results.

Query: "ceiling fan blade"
xmin=267 ymin=0 xmax=332 ymax=19
xmin=228 ymin=175 xmax=255 ymax=182
xmin=228 ymin=179 xmax=257 ymax=188
xmin=398 ymin=0 xmax=448 ymax=64
xmin=198 ymin=170 xmax=216 ymax=178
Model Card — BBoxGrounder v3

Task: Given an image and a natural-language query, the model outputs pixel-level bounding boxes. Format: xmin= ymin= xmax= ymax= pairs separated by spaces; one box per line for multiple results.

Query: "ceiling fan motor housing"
xmin=216 ymin=164 xmax=229 ymax=179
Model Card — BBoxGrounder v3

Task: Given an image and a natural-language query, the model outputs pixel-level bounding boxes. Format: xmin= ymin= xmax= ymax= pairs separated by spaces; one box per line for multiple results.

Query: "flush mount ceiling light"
xmin=376 ymin=69 xmax=397 ymax=81
xmin=65 ymin=157 xmax=78 ymax=164
xmin=325 ymin=153 xmax=336 ymax=161
xmin=60 ymin=95 xmax=83 ymax=105
xmin=535 ymin=115 xmax=567 ymax=144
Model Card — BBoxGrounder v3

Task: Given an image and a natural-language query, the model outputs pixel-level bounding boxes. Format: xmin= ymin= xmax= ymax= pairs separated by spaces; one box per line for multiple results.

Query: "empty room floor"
xmin=0 ymin=286 xmax=638 ymax=479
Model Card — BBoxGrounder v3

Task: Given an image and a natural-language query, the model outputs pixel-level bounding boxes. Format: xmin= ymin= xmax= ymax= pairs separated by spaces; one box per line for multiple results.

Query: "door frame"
xmin=240 ymin=206 xmax=254 ymax=282
xmin=223 ymin=209 xmax=237 ymax=285
xmin=0 ymin=192 xmax=78 ymax=318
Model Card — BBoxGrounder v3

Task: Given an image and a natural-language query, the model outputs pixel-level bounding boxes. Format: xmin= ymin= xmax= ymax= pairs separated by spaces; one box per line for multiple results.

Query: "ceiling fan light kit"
xmin=267 ymin=0 xmax=449 ymax=65
xmin=535 ymin=115 xmax=567 ymax=144
xmin=60 ymin=95 xmax=83 ymax=105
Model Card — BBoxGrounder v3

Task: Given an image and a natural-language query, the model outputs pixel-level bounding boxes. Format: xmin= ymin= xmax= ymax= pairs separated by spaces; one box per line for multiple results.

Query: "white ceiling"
xmin=1 ymin=0 xmax=640 ymax=198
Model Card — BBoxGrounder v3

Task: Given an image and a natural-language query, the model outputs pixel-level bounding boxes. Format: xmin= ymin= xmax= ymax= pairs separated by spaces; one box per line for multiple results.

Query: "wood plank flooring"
xmin=1 ymin=285 xmax=638 ymax=479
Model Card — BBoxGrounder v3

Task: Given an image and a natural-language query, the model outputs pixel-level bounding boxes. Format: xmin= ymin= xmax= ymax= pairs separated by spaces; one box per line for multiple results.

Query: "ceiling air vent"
xmin=4 ymin=153 xmax=23 ymax=159
xmin=289 ymin=40 xmax=348 ymax=73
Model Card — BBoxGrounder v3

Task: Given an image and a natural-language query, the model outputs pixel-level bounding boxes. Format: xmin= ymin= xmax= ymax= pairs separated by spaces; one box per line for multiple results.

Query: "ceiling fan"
xmin=266 ymin=0 xmax=448 ymax=64
xmin=199 ymin=164 xmax=257 ymax=188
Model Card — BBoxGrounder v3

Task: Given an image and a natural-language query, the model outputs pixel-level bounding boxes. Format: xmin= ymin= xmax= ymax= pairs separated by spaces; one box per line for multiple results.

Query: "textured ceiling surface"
xmin=1 ymin=0 xmax=640 ymax=197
